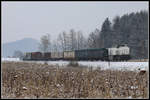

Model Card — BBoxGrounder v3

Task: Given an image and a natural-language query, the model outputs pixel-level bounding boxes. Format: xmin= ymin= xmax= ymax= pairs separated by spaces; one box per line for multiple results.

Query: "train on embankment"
xmin=23 ymin=44 xmax=131 ymax=61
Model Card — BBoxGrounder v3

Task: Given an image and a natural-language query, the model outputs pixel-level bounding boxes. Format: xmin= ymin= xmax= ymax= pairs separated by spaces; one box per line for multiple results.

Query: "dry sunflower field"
xmin=1 ymin=61 xmax=149 ymax=99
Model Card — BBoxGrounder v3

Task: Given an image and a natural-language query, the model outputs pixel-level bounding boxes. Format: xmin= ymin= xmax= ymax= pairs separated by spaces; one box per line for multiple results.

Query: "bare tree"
xmin=39 ymin=34 xmax=51 ymax=53
xmin=77 ymin=30 xmax=85 ymax=50
xmin=69 ymin=29 xmax=77 ymax=51
xmin=58 ymin=31 xmax=68 ymax=51
xmin=87 ymin=28 xmax=101 ymax=49
xmin=58 ymin=29 xmax=88 ymax=51
xmin=58 ymin=32 xmax=64 ymax=51
xmin=88 ymin=32 xmax=98 ymax=48
xmin=52 ymin=40 xmax=60 ymax=52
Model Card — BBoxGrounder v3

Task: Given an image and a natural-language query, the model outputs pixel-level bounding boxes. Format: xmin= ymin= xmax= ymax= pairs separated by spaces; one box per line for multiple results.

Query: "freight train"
xmin=22 ymin=44 xmax=131 ymax=61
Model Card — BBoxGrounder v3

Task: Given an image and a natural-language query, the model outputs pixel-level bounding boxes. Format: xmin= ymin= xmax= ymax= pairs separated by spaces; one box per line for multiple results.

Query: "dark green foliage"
xmin=117 ymin=11 xmax=148 ymax=59
xmin=88 ymin=10 xmax=148 ymax=59
xmin=99 ymin=18 xmax=113 ymax=48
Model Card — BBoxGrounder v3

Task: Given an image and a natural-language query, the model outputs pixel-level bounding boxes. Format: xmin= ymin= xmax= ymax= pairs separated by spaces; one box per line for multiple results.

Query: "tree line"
xmin=14 ymin=10 xmax=148 ymax=59
xmin=87 ymin=10 xmax=148 ymax=59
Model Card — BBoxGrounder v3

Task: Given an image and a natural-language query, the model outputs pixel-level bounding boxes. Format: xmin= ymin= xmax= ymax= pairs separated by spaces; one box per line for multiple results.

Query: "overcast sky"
xmin=2 ymin=1 xmax=148 ymax=43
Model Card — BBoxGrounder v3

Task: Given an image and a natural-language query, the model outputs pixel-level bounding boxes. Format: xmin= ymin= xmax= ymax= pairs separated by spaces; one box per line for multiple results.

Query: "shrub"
xmin=67 ymin=61 xmax=79 ymax=67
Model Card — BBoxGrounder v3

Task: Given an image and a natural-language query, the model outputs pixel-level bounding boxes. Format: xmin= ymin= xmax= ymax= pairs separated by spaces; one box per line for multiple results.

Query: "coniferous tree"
xmin=99 ymin=18 xmax=113 ymax=48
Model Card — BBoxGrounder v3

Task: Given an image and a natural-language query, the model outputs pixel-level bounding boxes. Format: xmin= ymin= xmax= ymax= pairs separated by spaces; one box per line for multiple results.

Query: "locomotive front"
xmin=108 ymin=44 xmax=131 ymax=61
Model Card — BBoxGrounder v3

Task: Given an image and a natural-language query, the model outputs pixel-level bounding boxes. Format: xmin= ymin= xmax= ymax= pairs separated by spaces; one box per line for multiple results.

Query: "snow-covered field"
xmin=34 ymin=60 xmax=149 ymax=71
xmin=2 ymin=58 xmax=20 ymax=61
xmin=2 ymin=58 xmax=149 ymax=71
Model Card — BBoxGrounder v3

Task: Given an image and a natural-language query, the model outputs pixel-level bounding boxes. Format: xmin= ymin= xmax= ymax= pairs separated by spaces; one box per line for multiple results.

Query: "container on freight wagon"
xmin=43 ymin=52 xmax=51 ymax=60
xmin=63 ymin=51 xmax=75 ymax=60
xmin=31 ymin=52 xmax=42 ymax=60
xmin=108 ymin=48 xmax=118 ymax=56
xmin=117 ymin=46 xmax=130 ymax=55
xmin=108 ymin=44 xmax=130 ymax=56
xmin=51 ymin=52 xmax=63 ymax=60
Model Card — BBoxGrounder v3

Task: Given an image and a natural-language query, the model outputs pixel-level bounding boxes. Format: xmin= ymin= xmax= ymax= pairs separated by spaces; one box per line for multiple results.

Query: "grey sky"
xmin=2 ymin=1 xmax=148 ymax=43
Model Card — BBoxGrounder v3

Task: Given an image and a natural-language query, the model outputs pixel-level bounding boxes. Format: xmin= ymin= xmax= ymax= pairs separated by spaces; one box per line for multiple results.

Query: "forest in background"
xmin=48 ymin=10 xmax=148 ymax=59
xmin=13 ymin=10 xmax=148 ymax=60
xmin=88 ymin=10 xmax=148 ymax=59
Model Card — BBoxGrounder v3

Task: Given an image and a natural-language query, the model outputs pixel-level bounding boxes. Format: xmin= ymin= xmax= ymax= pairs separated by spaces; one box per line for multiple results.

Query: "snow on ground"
xmin=44 ymin=60 xmax=148 ymax=71
xmin=78 ymin=61 xmax=148 ymax=71
xmin=2 ymin=58 xmax=149 ymax=71
xmin=2 ymin=58 xmax=20 ymax=61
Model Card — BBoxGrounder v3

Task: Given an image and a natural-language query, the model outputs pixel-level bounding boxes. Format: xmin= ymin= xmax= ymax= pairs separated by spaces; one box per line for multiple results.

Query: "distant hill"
xmin=2 ymin=38 xmax=39 ymax=57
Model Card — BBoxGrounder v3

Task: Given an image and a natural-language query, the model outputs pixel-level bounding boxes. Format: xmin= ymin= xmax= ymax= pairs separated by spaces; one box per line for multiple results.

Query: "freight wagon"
xmin=42 ymin=52 xmax=51 ymax=61
xmin=23 ymin=52 xmax=43 ymax=61
xmin=75 ymin=48 xmax=108 ymax=61
xmin=108 ymin=44 xmax=131 ymax=61
xmin=63 ymin=51 xmax=75 ymax=60
xmin=23 ymin=44 xmax=131 ymax=61
xmin=51 ymin=52 xmax=63 ymax=60
xmin=23 ymin=52 xmax=32 ymax=60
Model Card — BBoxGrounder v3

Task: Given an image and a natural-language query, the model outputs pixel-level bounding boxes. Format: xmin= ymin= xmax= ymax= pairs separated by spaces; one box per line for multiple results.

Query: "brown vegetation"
xmin=1 ymin=62 xmax=149 ymax=99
